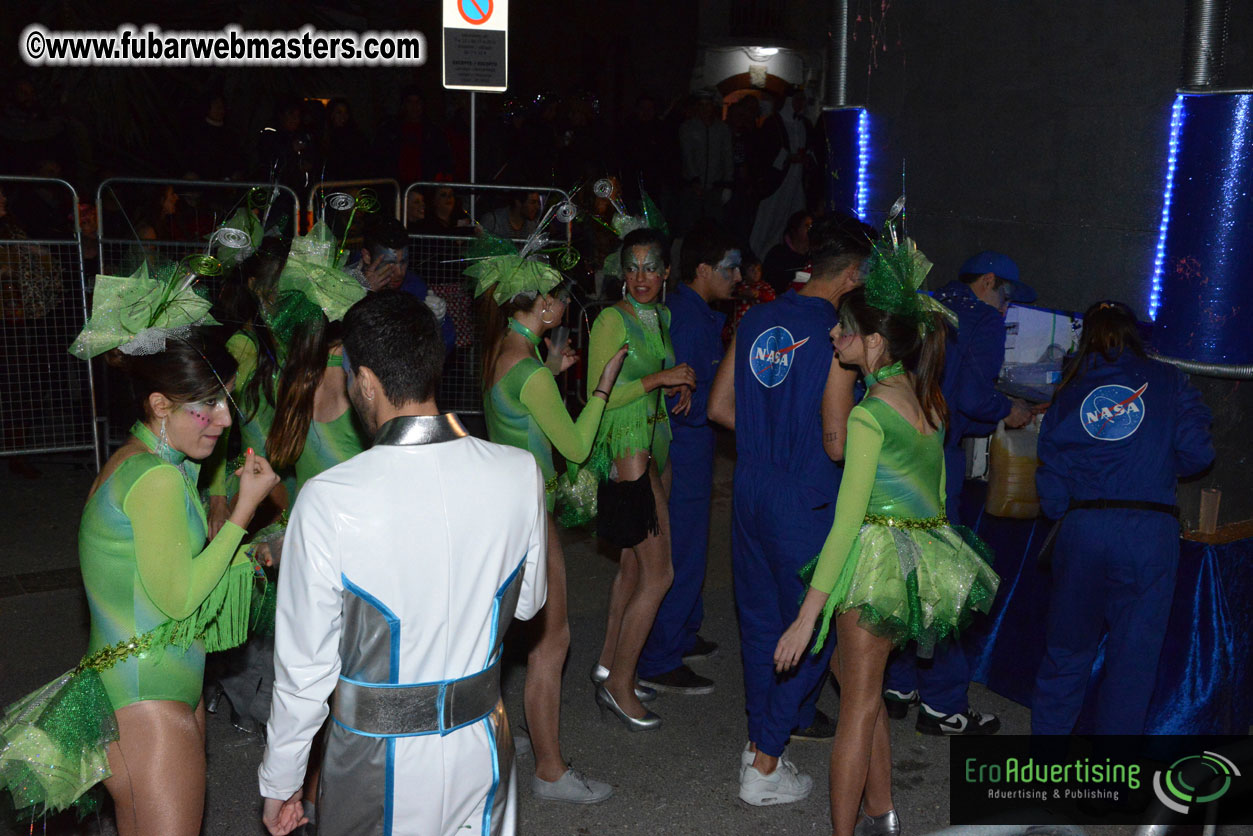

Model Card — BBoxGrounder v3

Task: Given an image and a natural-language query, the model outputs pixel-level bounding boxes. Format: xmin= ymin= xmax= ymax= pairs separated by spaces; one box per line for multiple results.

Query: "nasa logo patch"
xmin=1080 ymin=382 xmax=1148 ymax=441
xmin=749 ymin=326 xmax=809 ymax=388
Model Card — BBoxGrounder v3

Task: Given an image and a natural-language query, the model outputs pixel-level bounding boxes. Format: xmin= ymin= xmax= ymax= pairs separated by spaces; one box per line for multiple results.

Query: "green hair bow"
xmin=69 ymin=260 xmax=220 ymax=359
xmin=863 ymin=198 xmax=957 ymax=331
xmin=465 ymin=229 xmax=562 ymax=304
xmin=275 ymin=221 xmax=366 ymax=324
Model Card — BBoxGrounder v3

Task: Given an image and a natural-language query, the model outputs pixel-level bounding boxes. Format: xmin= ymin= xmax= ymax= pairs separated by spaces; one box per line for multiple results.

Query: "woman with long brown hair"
xmin=475 ymin=245 xmax=626 ymax=802
xmin=775 ymin=244 xmax=1000 ymax=836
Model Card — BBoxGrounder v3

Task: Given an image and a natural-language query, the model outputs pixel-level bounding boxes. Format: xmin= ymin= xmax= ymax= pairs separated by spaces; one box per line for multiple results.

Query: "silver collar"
xmin=373 ymin=414 xmax=468 ymax=447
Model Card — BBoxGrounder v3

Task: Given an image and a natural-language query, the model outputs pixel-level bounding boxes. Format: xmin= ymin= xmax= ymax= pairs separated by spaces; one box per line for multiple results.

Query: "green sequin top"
xmin=484 ymin=355 xmax=606 ymax=511
xmin=80 ymin=424 xmax=251 ymax=710
xmin=585 ymin=304 xmax=674 ymax=479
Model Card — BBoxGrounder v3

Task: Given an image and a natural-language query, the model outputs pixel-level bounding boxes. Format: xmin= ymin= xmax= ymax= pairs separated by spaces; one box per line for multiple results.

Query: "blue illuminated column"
xmin=821 ymin=106 xmax=869 ymax=220
xmin=1151 ymin=90 xmax=1253 ymax=364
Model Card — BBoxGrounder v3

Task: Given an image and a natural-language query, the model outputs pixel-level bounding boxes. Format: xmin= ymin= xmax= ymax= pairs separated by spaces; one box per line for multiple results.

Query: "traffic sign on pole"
xmin=442 ymin=0 xmax=508 ymax=92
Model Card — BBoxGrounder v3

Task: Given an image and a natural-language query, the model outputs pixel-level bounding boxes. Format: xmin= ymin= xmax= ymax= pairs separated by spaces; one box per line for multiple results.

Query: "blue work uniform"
xmin=1031 ymin=352 xmax=1213 ymax=735
xmin=732 ymin=290 xmax=839 ymax=757
xmin=885 ymin=279 xmax=1011 ymax=714
xmin=640 ymin=283 xmax=726 ymax=678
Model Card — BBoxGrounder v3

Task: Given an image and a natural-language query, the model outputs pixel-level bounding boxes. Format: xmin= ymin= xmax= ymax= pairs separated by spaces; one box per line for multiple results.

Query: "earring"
xmin=157 ymin=417 xmax=171 ymax=458
xmin=621 ymin=280 xmax=627 ymax=300
xmin=541 ymin=307 xmax=556 ymax=324
xmin=662 ymin=282 xmax=667 ymax=304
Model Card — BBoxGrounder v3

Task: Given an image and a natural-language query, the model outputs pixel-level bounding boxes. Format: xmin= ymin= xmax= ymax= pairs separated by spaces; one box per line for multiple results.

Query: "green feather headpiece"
xmin=465 ymin=229 xmax=562 ymax=304
xmin=274 ymin=221 xmax=366 ymax=325
xmin=863 ymin=197 xmax=957 ymax=331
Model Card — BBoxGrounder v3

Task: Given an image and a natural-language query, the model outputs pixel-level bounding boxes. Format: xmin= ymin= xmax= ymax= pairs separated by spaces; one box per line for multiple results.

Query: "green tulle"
xmin=801 ymin=523 xmax=999 ymax=656
xmin=584 ymin=396 xmax=667 ymax=481
xmin=553 ymin=466 xmax=599 ymax=529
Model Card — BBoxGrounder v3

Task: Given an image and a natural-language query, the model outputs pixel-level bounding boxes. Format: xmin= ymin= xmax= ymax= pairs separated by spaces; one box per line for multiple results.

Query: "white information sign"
xmin=442 ymin=0 xmax=508 ymax=92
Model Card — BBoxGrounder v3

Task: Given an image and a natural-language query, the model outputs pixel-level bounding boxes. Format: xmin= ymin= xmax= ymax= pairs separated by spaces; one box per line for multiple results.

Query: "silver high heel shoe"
xmin=589 ymin=663 xmax=658 ymax=702
xmin=594 ymin=684 xmax=662 ymax=731
xmin=854 ymin=809 xmax=900 ymax=836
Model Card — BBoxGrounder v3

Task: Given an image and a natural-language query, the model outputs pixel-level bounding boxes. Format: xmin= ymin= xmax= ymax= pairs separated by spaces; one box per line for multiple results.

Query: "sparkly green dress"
xmin=293 ymin=354 xmax=369 ymax=497
xmin=805 ymin=397 xmax=1000 ymax=655
xmin=485 ymin=339 xmax=605 ymax=522
xmin=585 ymin=303 xmax=674 ymax=479
xmin=0 ymin=423 xmax=254 ymax=816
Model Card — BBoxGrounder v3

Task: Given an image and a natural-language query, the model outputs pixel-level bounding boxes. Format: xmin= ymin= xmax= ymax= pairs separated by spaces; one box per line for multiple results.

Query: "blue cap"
xmin=959 ymin=250 xmax=1036 ymax=303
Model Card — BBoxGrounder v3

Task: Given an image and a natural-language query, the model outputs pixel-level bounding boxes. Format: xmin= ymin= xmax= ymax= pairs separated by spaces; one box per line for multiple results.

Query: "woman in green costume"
xmin=585 ymin=227 xmax=695 ymax=731
xmin=0 ymin=258 xmax=280 ymax=834
xmin=473 ymin=233 xmax=626 ymax=803
xmin=774 ymin=234 xmax=999 ymax=836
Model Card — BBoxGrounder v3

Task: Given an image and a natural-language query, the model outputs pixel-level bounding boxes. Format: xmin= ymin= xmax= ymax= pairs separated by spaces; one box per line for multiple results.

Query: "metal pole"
xmin=470 ymin=91 xmax=477 ymax=219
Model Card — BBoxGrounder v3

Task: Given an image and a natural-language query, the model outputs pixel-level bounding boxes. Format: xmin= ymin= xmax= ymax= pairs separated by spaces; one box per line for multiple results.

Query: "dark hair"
xmin=680 ymin=221 xmax=737 ymax=283
xmin=1057 ymin=301 xmax=1146 ymax=393
xmin=106 ymin=329 xmax=237 ymax=419
xmin=619 ymin=227 xmax=669 ymax=267
xmin=343 ymin=290 xmax=443 ymax=406
xmin=785 ymin=211 xmax=812 ymax=237
xmin=363 ymin=216 xmax=410 ymax=252
xmin=809 ymin=213 xmax=876 ymax=281
xmin=479 ymin=290 xmax=542 ymax=390
xmin=266 ymin=293 xmax=338 ymax=469
xmin=839 ymin=287 xmax=947 ymax=430
xmin=216 ymin=239 xmax=289 ymax=422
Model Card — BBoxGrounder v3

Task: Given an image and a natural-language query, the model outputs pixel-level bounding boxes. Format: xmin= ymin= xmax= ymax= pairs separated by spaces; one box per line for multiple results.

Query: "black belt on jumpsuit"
xmin=1036 ymin=499 xmax=1180 ymax=569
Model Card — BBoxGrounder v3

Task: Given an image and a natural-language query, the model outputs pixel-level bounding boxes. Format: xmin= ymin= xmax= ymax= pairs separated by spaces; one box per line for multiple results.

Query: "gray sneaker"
xmin=738 ymin=753 xmax=812 ymax=806
xmin=532 ymin=768 xmax=614 ymax=804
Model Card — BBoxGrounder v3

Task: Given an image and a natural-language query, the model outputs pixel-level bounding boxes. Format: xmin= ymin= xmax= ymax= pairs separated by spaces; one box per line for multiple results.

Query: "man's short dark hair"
xmin=809 ymin=212 xmax=877 ymax=280
xmin=343 ymin=291 xmax=442 ymax=406
xmin=680 ymin=221 xmax=738 ymax=283
xmin=785 ymin=211 xmax=811 ymax=237
xmin=363 ymin=217 xmax=410 ymax=253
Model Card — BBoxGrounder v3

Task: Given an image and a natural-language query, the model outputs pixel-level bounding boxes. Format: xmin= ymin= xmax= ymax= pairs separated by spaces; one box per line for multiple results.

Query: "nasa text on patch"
xmin=1080 ymin=382 xmax=1148 ymax=441
xmin=749 ymin=326 xmax=809 ymax=388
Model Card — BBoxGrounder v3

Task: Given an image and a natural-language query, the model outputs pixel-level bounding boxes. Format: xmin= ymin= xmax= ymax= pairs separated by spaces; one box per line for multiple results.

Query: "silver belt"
xmin=332 ymin=657 xmax=501 ymax=736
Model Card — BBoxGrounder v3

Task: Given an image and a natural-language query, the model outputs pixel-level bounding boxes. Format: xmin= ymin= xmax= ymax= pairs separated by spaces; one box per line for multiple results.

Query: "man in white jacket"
xmin=259 ymin=291 xmax=548 ymax=836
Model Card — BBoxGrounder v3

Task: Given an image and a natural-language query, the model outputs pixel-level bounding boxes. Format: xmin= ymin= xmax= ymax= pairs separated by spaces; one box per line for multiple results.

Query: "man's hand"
xmin=1004 ymin=398 xmax=1033 ymax=429
xmin=361 ymin=251 xmax=403 ymax=292
xmin=262 ymin=791 xmax=307 ymax=836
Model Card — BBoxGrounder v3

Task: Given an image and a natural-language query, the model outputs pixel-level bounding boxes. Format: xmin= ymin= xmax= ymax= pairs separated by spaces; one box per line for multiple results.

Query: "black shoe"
xmin=791 ymin=709 xmax=836 ymax=741
xmin=682 ymin=635 xmax=719 ymax=662
xmin=637 ymin=665 xmax=714 ymax=695
xmin=915 ymin=705 xmax=1001 ymax=736
xmin=882 ymin=688 xmax=919 ymax=720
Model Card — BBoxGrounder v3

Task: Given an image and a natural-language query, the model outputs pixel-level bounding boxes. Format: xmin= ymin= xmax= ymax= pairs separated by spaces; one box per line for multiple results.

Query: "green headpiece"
xmin=863 ymin=197 xmax=957 ymax=331
xmin=597 ymin=184 xmax=669 ymax=278
xmin=465 ymin=229 xmax=562 ymax=304
xmin=209 ymin=206 xmax=263 ymax=268
xmin=69 ymin=259 xmax=221 ymax=359
xmin=274 ymin=221 xmax=366 ymax=324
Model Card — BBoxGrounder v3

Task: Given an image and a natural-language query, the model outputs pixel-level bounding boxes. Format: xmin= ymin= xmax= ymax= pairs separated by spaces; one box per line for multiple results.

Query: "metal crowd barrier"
xmin=402 ymin=181 xmax=574 ymax=415
xmin=0 ymin=176 xmax=100 ymax=468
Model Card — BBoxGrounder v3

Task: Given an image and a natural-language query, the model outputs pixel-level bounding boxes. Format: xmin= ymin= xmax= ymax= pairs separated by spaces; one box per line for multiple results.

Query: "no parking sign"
xmin=443 ymin=0 xmax=508 ymax=91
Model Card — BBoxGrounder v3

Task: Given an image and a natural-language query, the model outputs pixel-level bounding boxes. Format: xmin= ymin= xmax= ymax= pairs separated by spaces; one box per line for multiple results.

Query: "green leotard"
xmin=585 ymin=304 xmax=674 ymax=479
xmin=80 ymin=424 xmax=253 ymax=709
xmin=805 ymin=397 xmax=999 ymax=655
xmin=485 ymin=355 xmax=606 ymax=511
xmin=292 ymin=353 xmax=369 ymax=498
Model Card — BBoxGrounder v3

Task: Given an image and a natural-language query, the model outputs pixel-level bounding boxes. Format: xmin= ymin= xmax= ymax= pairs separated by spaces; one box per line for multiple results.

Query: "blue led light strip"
xmin=1150 ymin=95 xmax=1185 ymax=320
xmin=856 ymin=108 xmax=870 ymax=221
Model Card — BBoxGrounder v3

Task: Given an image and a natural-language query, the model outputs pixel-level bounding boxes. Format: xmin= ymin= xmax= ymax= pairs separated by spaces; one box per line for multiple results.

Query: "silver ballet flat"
xmin=594 ymin=684 xmax=662 ymax=732
xmin=588 ymin=663 xmax=658 ymax=702
xmin=854 ymin=809 xmax=900 ymax=836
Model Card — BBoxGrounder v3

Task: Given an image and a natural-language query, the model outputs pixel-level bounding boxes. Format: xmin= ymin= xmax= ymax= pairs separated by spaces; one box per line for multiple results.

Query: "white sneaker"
xmin=739 ymin=753 xmax=813 ymax=806
xmin=739 ymin=743 xmax=754 ymax=781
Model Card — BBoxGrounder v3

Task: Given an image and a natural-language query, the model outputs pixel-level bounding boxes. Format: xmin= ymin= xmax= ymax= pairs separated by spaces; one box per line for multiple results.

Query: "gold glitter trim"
xmin=863 ymin=513 xmax=949 ymax=530
xmin=75 ymin=630 xmax=160 ymax=674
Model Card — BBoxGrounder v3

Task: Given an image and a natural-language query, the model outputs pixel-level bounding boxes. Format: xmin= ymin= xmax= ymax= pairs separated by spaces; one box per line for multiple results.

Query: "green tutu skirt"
xmin=802 ymin=521 xmax=999 ymax=657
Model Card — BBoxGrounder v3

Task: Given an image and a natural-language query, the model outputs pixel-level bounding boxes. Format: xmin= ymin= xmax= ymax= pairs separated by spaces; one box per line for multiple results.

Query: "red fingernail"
xmin=247 ymin=447 xmax=254 ymax=455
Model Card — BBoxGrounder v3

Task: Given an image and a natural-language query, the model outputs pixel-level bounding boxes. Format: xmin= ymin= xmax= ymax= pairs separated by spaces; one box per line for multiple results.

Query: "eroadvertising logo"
xmin=950 ymin=736 xmax=1250 ymax=826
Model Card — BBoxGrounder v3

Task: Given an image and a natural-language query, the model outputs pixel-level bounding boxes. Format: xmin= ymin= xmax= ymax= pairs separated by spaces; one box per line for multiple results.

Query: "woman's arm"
xmin=520 ymin=364 xmax=607 ymax=463
xmin=126 ymin=464 xmax=248 ymax=621
xmin=587 ymin=310 xmax=646 ymax=408
xmin=707 ymin=334 xmax=737 ymax=430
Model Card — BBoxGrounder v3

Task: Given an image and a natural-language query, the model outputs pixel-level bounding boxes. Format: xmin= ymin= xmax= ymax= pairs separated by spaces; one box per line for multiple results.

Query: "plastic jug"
xmin=985 ymin=416 xmax=1041 ymax=519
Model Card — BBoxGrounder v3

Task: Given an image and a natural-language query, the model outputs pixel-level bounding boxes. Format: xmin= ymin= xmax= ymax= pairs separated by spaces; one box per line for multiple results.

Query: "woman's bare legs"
xmin=527 ymin=515 xmax=573 ymax=781
xmin=829 ymin=612 xmax=896 ymax=836
xmin=603 ymin=455 xmax=674 ymax=718
xmin=597 ymin=548 xmax=640 ymax=670
xmin=104 ymin=699 xmax=207 ymax=836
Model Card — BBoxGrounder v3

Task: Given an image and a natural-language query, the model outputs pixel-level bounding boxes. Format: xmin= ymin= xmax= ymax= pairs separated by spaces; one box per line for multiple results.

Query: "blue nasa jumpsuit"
xmin=639 ymin=283 xmax=725 ymax=678
xmin=732 ymin=290 xmax=840 ymax=757
xmin=885 ymin=280 xmax=1010 ymax=714
xmin=1031 ymin=352 xmax=1213 ymax=735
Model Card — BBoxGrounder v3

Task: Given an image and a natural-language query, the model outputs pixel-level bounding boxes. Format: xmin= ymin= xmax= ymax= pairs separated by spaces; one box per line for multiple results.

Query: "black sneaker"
xmin=790 ymin=709 xmax=836 ymax=741
xmin=682 ymin=635 xmax=719 ymax=662
xmin=883 ymin=688 xmax=919 ymax=720
xmin=638 ymin=665 xmax=714 ymax=695
xmin=915 ymin=704 xmax=1001 ymax=736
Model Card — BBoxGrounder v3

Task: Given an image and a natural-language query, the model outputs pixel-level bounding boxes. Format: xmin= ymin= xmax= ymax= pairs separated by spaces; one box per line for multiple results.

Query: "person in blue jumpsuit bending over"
xmin=708 ymin=213 xmax=874 ymax=806
xmin=637 ymin=222 xmax=741 ymax=694
xmin=1031 ymin=300 xmax=1213 ymax=735
xmin=883 ymin=250 xmax=1034 ymax=735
